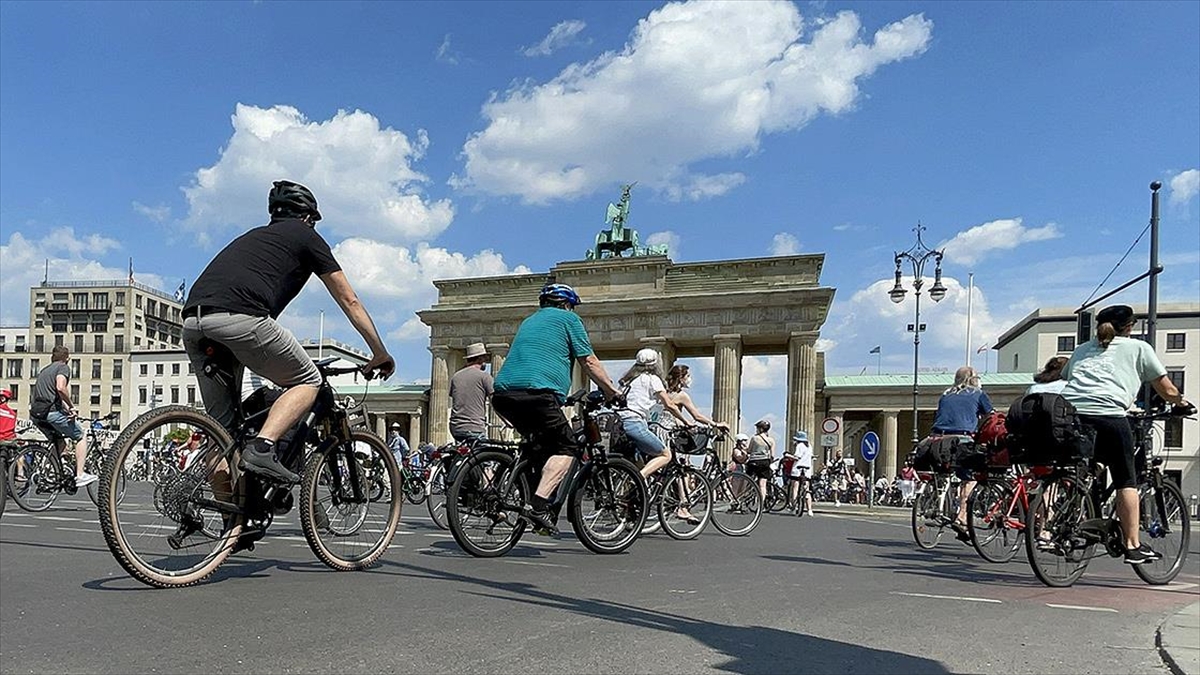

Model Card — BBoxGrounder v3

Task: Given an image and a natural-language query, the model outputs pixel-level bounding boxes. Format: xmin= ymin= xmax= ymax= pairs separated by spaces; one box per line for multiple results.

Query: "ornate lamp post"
xmin=889 ymin=224 xmax=947 ymax=444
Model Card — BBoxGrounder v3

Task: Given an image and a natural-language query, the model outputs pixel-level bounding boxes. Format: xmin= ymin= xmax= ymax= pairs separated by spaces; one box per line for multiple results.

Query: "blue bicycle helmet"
xmin=539 ymin=283 xmax=582 ymax=307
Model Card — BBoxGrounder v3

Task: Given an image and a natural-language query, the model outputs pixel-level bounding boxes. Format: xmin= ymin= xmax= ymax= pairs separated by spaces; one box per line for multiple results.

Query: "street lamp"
xmin=889 ymin=223 xmax=947 ymax=444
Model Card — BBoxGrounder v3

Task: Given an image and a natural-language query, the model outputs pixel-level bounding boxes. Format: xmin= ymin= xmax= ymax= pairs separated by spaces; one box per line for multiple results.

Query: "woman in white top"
xmin=1026 ymin=356 xmax=1069 ymax=395
xmin=661 ymin=365 xmax=730 ymax=433
xmin=787 ymin=431 xmax=814 ymax=516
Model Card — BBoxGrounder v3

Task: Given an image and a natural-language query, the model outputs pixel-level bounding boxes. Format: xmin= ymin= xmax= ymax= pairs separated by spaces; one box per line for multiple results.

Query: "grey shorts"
xmin=183 ymin=311 xmax=321 ymax=430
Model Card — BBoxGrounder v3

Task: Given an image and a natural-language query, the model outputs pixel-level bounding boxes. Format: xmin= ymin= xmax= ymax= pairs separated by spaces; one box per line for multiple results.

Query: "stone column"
xmin=786 ymin=331 xmax=819 ymax=449
xmin=879 ymin=410 xmax=899 ymax=479
xmin=565 ymin=361 xmax=591 ymax=421
xmin=711 ymin=334 xmax=743 ymax=461
xmin=374 ymin=413 xmax=387 ymax=440
xmin=429 ymin=345 xmax=451 ymax=446
xmin=486 ymin=343 xmax=509 ymax=436
xmin=639 ymin=336 xmax=676 ymax=374
xmin=409 ymin=410 xmax=423 ymax=449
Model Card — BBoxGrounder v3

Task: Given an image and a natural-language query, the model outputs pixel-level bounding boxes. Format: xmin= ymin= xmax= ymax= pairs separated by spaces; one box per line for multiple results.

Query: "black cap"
xmin=1096 ymin=304 xmax=1135 ymax=327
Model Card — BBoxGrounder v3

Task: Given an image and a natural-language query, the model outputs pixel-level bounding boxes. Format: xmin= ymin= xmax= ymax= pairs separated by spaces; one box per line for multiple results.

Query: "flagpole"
xmin=877 ymin=349 xmax=881 ymax=375
xmin=965 ymin=272 xmax=974 ymax=367
xmin=318 ymin=310 xmax=325 ymax=359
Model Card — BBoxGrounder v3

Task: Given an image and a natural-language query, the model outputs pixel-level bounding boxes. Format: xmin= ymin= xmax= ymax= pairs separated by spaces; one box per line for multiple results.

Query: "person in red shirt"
xmin=0 ymin=389 xmax=17 ymax=442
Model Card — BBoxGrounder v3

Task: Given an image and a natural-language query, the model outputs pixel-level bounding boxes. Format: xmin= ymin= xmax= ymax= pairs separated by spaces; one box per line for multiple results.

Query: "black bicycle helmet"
xmin=268 ymin=180 xmax=322 ymax=222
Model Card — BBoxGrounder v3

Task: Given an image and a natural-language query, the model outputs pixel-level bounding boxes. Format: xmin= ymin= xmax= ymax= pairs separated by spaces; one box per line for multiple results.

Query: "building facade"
xmin=994 ymin=302 xmax=1200 ymax=498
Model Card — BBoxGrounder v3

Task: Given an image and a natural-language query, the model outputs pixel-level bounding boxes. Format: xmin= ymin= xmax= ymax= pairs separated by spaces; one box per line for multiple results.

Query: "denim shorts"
xmin=619 ymin=415 xmax=667 ymax=458
xmin=42 ymin=410 xmax=84 ymax=442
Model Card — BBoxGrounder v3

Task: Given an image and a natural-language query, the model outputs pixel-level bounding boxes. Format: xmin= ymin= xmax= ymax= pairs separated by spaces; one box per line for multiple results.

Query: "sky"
xmin=2 ymin=0 xmax=1198 ymax=435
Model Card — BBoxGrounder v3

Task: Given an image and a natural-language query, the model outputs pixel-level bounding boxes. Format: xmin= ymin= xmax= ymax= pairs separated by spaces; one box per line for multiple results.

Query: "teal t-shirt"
xmin=494 ymin=307 xmax=594 ymax=398
xmin=1061 ymin=336 xmax=1167 ymax=416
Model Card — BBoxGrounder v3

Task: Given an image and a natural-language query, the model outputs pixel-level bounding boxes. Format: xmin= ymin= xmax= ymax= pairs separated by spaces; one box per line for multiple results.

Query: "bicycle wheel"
xmin=640 ymin=478 xmax=664 ymax=535
xmin=426 ymin=462 xmax=450 ymax=530
xmin=911 ymin=482 xmax=943 ymax=549
xmin=968 ymin=481 xmax=1024 ymax=563
xmin=1133 ymin=479 xmax=1191 ymax=586
xmin=1025 ymin=478 xmax=1095 ymax=588
xmin=8 ymin=445 xmax=60 ymax=512
xmin=446 ymin=450 xmax=527 ymax=557
xmin=0 ymin=452 xmax=7 ymax=517
xmin=404 ymin=471 xmax=428 ymax=505
xmin=570 ymin=457 xmax=647 ymax=554
xmin=87 ymin=451 xmax=126 ymax=507
xmin=300 ymin=429 xmax=402 ymax=571
xmin=98 ymin=406 xmax=242 ymax=588
xmin=765 ymin=483 xmax=789 ymax=513
xmin=657 ymin=466 xmax=712 ymax=541
xmin=709 ymin=471 xmax=763 ymax=536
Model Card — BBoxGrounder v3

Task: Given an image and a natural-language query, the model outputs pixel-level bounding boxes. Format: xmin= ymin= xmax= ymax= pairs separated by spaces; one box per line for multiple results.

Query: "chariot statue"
xmin=586 ymin=183 xmax=669 ymax=260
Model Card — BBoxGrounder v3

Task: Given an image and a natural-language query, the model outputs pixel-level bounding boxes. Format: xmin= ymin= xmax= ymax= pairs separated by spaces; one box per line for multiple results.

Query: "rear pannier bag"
xmin=1004 ymin=392 xmax=1093 ymax=465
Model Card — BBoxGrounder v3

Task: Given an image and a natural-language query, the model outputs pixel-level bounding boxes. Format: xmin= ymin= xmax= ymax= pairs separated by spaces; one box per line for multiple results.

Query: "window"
xmin=1165 ymin=417 xmax=1183 ymax=448
xmin=153 ymin=385 xmax=162 ymax=403
xmin=35 ymin=335 xmax=45 ymax=352
xmin=1013 ymin=353 xmax=1019 ymax=370
xmin=91 ymin=359 xmax=101 ymax=379
xmin=34 ymin=318 xmax=43 ymax=329
xmin=155 ymin=363 xmax=164 ymax=376
xmin=94 ymin=335 xmax=104 ymax=352
xmin=90 ymin=384 xmax=101 ymax=405
xmin=1166 ymin=333 xmax=1186 ymax=351
xmin=139 ymin=386 xmax=147 ymax=405
xmin=139 ymin=364 xmax=148 ymax=376
xmin=52 ymin=320 xmax=67 ymax=333
xmin=134 ymin=337 xmax=141 ymax=346
xmin=187 ymin=362 xmax=194 ymax=374
xmin=171 ymin=363 xmax=180 ymax=376
xmin=1167 ymin=369 xmax=1184 ymax=393
xmin=74 ymin=335 xmax=84 ymax=352
xmin=70 ymin=384 xmax=80 ymax=401
xmin=92 ymin=320 xmax=107 ymax=333
xmin=72 ymin=318 xmax=88 ymax=332
xmin=115 ymin=335 xmax=124 ymax=351
xmin=116 ymin=292 xmax=125 ymax=307
xmin=146 ymin=299 xmax=156 ymax=315
xmin=187 ymin=386 xmax=196 ymax=405
xmin=6 ymin=384 xmax=15 ymax=400
xmin=1056 ymin=336 xmax=1075 ymax=353
xmin=170 ymin=386 xmax=179 ymax=404
xmin=15 ymin=336 xmax=25 ymax=351
xmin=112 ymin=359 xmax=123 ymax=379
xmin=135 ymin=295 xmax=143 ymax=309
xmin=70 ymin=359 xmax=80 ymax=378
xmin=5 ymin=359 xmax=21 ymax=378
xmin=54 ymin=335 xmax=64 ymax=347
xmin=73 ymin=293 xmax=88 ymax=310
xmin=29 ymin=359 xmax=40 ymax=377
xmin=92 ymin=292 xmax=108 ymax=309
xmin=114 ymin=314 xmax=125 ymax=328
xmin=111 ymin=384 xmax=122 ymax=406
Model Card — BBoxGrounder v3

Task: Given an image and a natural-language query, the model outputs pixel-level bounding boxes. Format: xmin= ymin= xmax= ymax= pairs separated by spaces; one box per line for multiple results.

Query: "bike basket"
xmin=670 ymin=428 xmax=712 ymax=456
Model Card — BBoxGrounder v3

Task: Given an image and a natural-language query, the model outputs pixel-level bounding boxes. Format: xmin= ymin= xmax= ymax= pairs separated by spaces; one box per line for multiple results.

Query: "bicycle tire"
xmin=765 ymin=483 xmax=789 ymax=513
xmin=426 ymin=462 xmax=450 ymax=531
xmin=446 ymin=450 xmax=527 ymax=558
xmin=404 ymin=472 xmax=428 ymax=505
xmin=8 ymin=444 xmax=60 ymax=512
xmin=1025 ymin=478 xmax=1095 ymax=588
xmin=968 ymin=481 xmax=1023 ymax=563
xmin=709 ymin=471 xmax=763 ymax=536
xmin=1133 ymin=478 xmax=1191 ymax=586
xmin=911 ymin=482 xmax=943 ymax=550
xmin=569 ymin=457 xmax=647 ymax=554
xmin=88 ymin=451 xmax=126 ymax=507
xmin=300 ymin=429 xmax=402 ymax=571
xmin=657 ymin=466 xmax=712 ymax=541
xmin=640 ymin=478 xmax=664 ymax=535
xmin=98 ymin=406 xmax=242 ymax=588
xmin=0 ymin=452 xmax=6 ymax=517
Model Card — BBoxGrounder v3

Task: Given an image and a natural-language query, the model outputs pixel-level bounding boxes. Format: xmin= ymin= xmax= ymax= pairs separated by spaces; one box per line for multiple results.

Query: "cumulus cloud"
xmin=453 ymin=2 xmax=933 ymax=204
xmin=644 ymin=230 xmax=681 ymax=257
xmin=182 ymin=104 xmax=454 ymax=244
xmin=132 ymin=201 xmax=171 ymax=223
xmin=436 ymin=33 xmax=462 ymax=65
xmin=522 ymin=20 xmax=589 ymax=57
xmin=1169 ymin=169 xmax=1199 ymax=206
xmin=770 ymin=232 xmax=800 ymax=256
xmin=742 ymin=356 xmax=786 ymax=390
xmin=388 ymin=316 xmax=431 ymax=343
xmin=815 ymin=337 xmax=837 ymax=352
xmin=939 ymin=218 xmax=1061 ymax=266
xmin=0 ymin=228 xmax=163 ymax=324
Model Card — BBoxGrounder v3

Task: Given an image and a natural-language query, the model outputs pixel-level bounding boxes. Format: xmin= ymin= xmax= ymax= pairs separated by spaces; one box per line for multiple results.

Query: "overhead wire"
xmin=1081 ymin=221 xmax=1151 ymax=308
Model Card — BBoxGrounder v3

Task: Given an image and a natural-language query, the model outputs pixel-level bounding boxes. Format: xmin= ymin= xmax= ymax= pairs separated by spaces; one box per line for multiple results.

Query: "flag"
xmin=174 ymin=280 xmax=186 ymax=302
xmin=128 ymin=258 xmax=134 ymax=284
xmin=976 ymin=343 xmax=990 ymax=354
xmin=869 ymin=346 xmax=881 ymax=354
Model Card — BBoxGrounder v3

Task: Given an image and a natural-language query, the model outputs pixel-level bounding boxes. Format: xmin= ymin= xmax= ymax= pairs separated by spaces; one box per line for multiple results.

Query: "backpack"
xmin=1004 ymin=393 xmax=1092 ymax=465
xmin=975 ymin=411 xmax=1013 ymax=468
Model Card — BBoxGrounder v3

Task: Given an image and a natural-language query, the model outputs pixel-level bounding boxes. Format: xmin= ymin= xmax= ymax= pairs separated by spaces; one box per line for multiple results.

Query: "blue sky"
xmin=2 ymin=0 xmax=1198 ymax=434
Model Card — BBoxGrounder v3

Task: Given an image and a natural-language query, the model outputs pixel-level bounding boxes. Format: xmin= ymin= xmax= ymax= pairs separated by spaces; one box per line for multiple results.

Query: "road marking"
xmin=35 ymin=516 xmax=82 ymax=522
xmin=668 ymin=589 xmax=698 ymax=594
xmin=1045 ymin=603 xmax=1118 ymax=613
xmin=502 ymin=560 xmax=567 ymax=568
xmin=0 ymin=522 xmax=37 ymax=528
xmin=54 ymin=527 xmax=97 ymax=534
xmin=890 ymin=591 xmax=1002 ymax=604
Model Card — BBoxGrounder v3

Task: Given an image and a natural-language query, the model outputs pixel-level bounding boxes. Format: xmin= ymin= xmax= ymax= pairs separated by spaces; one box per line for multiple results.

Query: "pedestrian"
xmin=450 ymin=342 xmax=494 ymax=443
xmin=787 ymin=431 xmax=814 ymax=516
xmin=829 ymin=449 xmax=851 ymax=507
xmin=1027 ymin=356 xmax=1069 ymax=395
xmin=898 ymin=459 xmax=918 ymax=505
xmin=730 ymin=432 xmax=750 ymax=471
xmin=745 ymin=419 xmax=775 ymax=499
xmin=388 ymin=422 xmax=410 ymax=468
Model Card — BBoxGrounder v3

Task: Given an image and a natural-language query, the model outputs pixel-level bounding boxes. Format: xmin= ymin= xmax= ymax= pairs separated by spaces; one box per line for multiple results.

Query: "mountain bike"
xmin=97 ymin=337 xmax=400 ymax=588
xmin=445 ymin=390 xmax=648 ymax=557
xmin=699 ymin=440 xmax=763 ymax=536
xmin=1024 ymin=404 xmax=1194 ymax=588
xmin=8 ymin=412 xmax=125 ymax=511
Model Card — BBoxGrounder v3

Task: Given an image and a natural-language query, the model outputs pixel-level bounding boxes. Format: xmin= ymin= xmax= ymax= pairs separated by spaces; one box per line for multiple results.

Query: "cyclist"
xmin=491 ymin=283 xmax=623 ymax=533
xmin=745 ymin=419 xmax=775 ymax=498
xmin=929 ymin=366 xmax=993 ymax=540
xmin=1028 ymin=356 xmax=1069 ymax=395
xmin=787 ymin=431 xmax=814 ymax=516
xmin=449 ymin=342 xmax=493 ymax=443
xmin=182 ymin=180 xmax=395 ymax=484
xmin=660 ymin=364 xmax=731 ymax=433
xmin=0 ymin=388 xmax=15 ymax=443
xmin=29 ymin=346 xmax=96 ymax=487
xmin=1061 ymin=304 xmax=1189 ymax=564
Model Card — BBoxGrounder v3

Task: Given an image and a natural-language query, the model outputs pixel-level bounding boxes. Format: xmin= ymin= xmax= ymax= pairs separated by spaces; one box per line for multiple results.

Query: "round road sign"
xmin=821 ymin=417 xmax=840 ymax=434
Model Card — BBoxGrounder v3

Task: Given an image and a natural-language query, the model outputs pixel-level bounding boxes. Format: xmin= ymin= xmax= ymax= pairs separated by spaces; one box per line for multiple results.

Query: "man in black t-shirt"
xmin=183 ymin=180 xmax=394 ymax=483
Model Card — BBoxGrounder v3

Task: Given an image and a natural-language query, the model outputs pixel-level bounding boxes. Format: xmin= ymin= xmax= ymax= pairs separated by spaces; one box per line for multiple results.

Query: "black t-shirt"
xmin=185 ymin=218 xmax=341 ymax=319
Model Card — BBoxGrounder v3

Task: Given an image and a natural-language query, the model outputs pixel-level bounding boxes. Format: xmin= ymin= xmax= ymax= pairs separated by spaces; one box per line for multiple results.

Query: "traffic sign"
xmin=860 ymin=431 xmax=880 ymax=463
xmin=821 ymin=417 xmax=840 ymax=434
xmin=820 ymin=433 xmax=839 ymax=447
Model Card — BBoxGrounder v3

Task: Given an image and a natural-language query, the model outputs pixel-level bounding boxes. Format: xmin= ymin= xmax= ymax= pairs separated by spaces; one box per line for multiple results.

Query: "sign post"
xmin=820 ymin=417 xmax=841 ymax=465
xmin=861 ymin=431 xmax=880 ymax=509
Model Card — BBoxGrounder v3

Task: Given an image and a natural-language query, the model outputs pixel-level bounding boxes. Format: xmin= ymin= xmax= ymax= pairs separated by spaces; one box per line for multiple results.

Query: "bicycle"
xmin=425 ymin=437 xmax=517 ymax=530
xmin=398 ymin=449 xmax=428 ymax=505
xmin=445 ymin=390 xmax=648 ymax=557
xmin=97 ymin=338 xmax=400 ymax=588
xmin=698 ymin=438 xmax=763 ymax=536
xmin=1024 ymin=403 xmax=1194 ymax=588
xmin=629 ymin=422 xmax=713 ymax=540
xmin=910 ymin=469 xmax=964 ymax=549
xmin=7 ymin=412 xmax=125 ymax=511
xmin=965 ymin=465 xmax=1047 ymax=563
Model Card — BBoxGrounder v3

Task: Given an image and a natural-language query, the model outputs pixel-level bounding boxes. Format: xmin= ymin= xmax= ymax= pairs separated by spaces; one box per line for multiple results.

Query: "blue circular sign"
xmin=860 ymin=431 xmax=880 ymax=462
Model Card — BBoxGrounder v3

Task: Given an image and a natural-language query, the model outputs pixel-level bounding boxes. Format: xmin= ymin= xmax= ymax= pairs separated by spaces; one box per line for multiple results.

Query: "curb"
xmin=1157 ymin=601 xmax=1200 ymax=675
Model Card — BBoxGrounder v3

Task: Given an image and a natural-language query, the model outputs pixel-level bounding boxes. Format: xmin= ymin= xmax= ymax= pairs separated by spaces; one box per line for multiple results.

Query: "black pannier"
xmin=1004 ymin=392 xmax=1093 ymax=465
xmin=911 ymin=435 xmax=973 ymax=473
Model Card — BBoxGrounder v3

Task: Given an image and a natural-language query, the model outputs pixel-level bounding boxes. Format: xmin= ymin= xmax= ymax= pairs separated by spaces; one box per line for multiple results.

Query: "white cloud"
xmin=182 ymin=104 xmax=454 ymax=244
xmin=1168 ymin=169 xmax=1199 ymax=206
xmin=132 ymin=201 xmax=171 ymax=223
xmin=522 ymin=20 xmax=589 ymax=57
xmin=814 ymin=337 xmax=837 ymax=352
xmin=644 ymin=230 xmax=681 ymax=257
xmin=0 ymin=228 xmax=163 ymax=324
xmin=770 ymin=232 xmax=800 ymax=256
xmin=742 ymin=355 xmax=786 ymax=390
xmin=939 ymin=218 xmax=1061 ymax=266
xmin=436 ymin=33 xmax=462 ymax=65
xmin=388 ymin=316 xmax=431 ymax=343
xmin=453 ymin=2 xmax=932 ymax=204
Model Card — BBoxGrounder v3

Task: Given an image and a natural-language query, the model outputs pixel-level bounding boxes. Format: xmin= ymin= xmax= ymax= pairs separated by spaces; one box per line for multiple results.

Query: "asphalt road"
xmin=2 ymin=497 xmax=1197 ymax=674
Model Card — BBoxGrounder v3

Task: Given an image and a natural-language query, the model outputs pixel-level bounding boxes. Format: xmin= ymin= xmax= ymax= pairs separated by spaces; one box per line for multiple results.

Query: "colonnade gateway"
xmin=417 ymin=254 xmax=835 ymax=454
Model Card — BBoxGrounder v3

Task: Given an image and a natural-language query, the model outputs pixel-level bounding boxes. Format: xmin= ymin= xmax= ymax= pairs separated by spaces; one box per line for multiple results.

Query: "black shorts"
xmin=745 ymin=460 xmax=772 ymax=481
xmin=491 ymin=389 xmax=578 ymax=463
xmin=1080 ymin=414 xmax=1136 ymax=490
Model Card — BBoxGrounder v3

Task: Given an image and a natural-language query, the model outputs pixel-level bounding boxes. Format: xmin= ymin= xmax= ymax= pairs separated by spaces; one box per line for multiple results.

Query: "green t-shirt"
xmin=1061 ymin=336 xmax=1167 ymax=416
xmin=494 ymin=307 xmax=594 ymax=398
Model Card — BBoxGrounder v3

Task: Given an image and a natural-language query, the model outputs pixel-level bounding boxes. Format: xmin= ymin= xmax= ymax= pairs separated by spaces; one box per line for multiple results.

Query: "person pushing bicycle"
xmin=182 ymin=180 xmax=395 ymax=485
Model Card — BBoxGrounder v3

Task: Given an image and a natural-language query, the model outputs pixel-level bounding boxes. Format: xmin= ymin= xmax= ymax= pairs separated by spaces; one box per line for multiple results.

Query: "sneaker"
xmin=75 ymin=472 xmax=98 ymax=488
xmin=238 ymin=440 xmax=300 ymax=484
xmin=805 ymin=510 xmax=815 ymax=517
xmin=1124 ymin=543 xmax=1162 ymax=564
xmin=521 ymin=504 xmax=558 ymax=537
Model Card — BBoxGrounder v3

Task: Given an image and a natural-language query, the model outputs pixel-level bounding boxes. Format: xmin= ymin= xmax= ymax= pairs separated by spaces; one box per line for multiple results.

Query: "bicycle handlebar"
xmin=1129 ymin=403 xmax=1197 ymax=420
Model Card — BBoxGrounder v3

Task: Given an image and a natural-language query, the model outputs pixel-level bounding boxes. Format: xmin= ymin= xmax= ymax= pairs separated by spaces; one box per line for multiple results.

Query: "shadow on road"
xmin=378 ymin=560 xmax=951 ymax=675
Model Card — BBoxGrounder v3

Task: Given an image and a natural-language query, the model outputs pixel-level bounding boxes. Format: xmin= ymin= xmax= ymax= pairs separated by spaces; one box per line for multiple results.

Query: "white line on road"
xmin=1045 ymin=603 xmax=1118 ymax=613
xmin=35 ymin=516 xmax=83 ymax=522
xmin=55 ymin=527 xmax=97 ymax=534
xmin=502 ymin=560 xmax=567 ymax=568
xmin=0 ymin=522 xmax=37 ymax=528
xmin=890 ymin=591 xmax=1002 ymax=604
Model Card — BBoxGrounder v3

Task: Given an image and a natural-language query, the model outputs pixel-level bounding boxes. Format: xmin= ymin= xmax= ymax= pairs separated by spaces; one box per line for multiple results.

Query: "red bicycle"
xmin=966 ymin=465 xmax=1053 ymax=563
